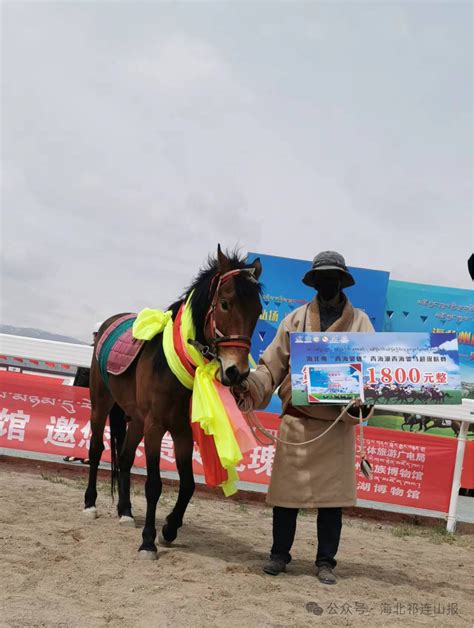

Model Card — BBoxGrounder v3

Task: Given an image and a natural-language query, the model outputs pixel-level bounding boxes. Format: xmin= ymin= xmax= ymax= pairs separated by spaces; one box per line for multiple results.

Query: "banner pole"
xmin=446 ymin=420 xmax=469 ymax=533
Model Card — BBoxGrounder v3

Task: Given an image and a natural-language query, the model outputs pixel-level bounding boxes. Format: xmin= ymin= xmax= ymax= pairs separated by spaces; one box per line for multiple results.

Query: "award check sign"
xmin=289 ymin=332 xmax=462 ymax=406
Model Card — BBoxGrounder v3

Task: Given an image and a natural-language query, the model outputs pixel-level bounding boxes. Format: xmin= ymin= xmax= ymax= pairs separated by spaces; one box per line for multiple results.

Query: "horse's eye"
xmin=221 ymin=300 xmax=230 ymax=311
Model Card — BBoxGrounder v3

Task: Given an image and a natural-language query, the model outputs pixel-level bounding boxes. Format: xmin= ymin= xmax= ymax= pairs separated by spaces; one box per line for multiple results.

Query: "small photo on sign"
xmin=305 ymin=363 xmax=363 ymax=404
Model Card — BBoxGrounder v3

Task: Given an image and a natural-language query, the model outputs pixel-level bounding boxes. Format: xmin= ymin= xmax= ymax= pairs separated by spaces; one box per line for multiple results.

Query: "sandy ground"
xmin=1 ymin=462 xmax=473 ymax=628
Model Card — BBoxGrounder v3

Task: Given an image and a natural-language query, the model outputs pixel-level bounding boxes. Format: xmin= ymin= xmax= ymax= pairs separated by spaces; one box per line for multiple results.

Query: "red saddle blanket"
xmin=96 ymin=314 xmax=145 ymax=377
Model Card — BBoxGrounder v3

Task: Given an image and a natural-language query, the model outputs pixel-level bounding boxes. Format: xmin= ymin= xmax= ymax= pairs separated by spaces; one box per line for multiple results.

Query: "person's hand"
xmin=231 ymin=379 xmax=249 ymax=399
xmin=231 ymin=379 xmax=253 ymax=410
xmin=344 ymin=397 xmax=364 ymax=418
xmin=347 ymin=397 xmax=375 ymax=421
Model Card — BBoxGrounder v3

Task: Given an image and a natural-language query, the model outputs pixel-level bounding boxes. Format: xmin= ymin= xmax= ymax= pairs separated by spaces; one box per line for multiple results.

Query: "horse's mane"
xmin=153 ymin=250 xmax=262 ymax=373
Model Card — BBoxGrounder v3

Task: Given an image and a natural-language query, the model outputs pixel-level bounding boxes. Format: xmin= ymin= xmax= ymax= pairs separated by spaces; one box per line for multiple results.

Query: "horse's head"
xmin=188 ymin=245 xmax=262 ymax=387
xmin=210 ymin=246 xmax=262 ymax=386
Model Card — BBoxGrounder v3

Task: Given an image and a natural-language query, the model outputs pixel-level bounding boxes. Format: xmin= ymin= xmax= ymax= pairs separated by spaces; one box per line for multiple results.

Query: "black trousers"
xmin=270 ymin=506 xmax=342 ymax=568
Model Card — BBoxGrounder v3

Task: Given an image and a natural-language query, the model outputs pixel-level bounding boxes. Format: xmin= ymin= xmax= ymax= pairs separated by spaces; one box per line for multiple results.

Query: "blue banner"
xmin=384 ymin=281 xmax=474 ymax=397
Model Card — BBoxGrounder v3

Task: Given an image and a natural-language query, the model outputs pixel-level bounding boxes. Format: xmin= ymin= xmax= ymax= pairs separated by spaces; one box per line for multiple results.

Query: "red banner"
xmin=354 ymin=427 xmax=457 ymax=512
xmin=1 ymin=372 xmax=472 ymax=512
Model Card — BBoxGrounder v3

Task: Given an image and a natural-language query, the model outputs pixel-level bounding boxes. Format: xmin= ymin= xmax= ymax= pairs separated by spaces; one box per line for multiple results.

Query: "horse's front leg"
xmin=138 ymin=421 xmax=164 ymax=560
xmin=160 ymin=425 xmax=195 ymax=546
xmin=117 ymin=417 xmax=144 ymax=526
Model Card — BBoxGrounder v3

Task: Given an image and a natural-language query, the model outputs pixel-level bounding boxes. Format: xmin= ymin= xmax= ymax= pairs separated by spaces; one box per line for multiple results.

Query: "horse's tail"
xmin=109 ymin=404 xmax=127 ymax=500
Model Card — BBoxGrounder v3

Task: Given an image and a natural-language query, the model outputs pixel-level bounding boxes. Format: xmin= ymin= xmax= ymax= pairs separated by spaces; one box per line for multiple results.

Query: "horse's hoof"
xmin=119 ymin=516 xmax=135 ymax=528
xmin=138 ymin=550 xmax=158 ymax=560
xmin=158 ymin=533 xmax=174 ymax=547
xmin=82 ymin=506 xmax=97 ymax=519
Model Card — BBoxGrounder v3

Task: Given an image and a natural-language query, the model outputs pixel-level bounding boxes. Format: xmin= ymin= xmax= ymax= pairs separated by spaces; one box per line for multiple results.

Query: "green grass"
xmin=293 ymin=388 xmax=464 ymax=408
xmin=369 ymin=415 xmax=407 ymax=431
xmin=369 ymin=414 xmax=474 ymax=439
xmin=374 ymin=389 xmax=462 ymax=405
xmin=292 ymin=389 xmax=309 ymax=405
xmin=292 ymin=389 xmax=355 ymax=405
xmin=446 ymin=389 xmax=463 ymax=404
xmin=391 ymin=524 xmax=413 ymax=538
xmin=40 ymin=472 xmax=68 ymax=485
xmin=390 ymin=523 xmax=472 ymax=547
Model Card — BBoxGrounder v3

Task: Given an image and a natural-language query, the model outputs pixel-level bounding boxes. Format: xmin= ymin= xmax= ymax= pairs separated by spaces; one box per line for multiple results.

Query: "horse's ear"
xmin=217 ymin=244 xmax=231 ymax=273
xmin=250 ymin=257 xmax=262 ymax=280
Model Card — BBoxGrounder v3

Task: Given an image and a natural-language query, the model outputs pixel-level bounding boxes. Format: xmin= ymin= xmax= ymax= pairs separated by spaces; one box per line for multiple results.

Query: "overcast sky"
xmin=1 ymin=2 xmax=472 ymax=341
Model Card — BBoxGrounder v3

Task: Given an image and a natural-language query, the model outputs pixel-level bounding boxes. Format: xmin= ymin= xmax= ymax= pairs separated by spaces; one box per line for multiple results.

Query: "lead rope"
xmin=235 ymin=387 xmax=375 ymax=479
xmin=236 ymin=391 xmax=354 ymax=447
xmin=358 ymin=405 xmax=374 ymax=479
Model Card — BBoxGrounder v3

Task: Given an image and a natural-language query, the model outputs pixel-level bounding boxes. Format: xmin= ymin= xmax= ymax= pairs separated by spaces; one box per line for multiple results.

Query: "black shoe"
xmin=263 ymin=558 xmax=287 ymax=576
xmin=317 ymin=564 xmax=337 ymax=585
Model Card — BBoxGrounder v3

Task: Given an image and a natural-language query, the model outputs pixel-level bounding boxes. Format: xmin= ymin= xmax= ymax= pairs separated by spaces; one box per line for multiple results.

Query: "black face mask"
xmin=313 ymin=272 xmax=342 ymax=301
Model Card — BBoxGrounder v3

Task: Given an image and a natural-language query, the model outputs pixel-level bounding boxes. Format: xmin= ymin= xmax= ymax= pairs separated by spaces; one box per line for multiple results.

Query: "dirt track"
xmin=1 ymin=462 xmax=473 ymax=627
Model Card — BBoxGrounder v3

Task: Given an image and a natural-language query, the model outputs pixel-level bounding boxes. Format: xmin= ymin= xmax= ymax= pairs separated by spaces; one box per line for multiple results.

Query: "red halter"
xmin=204 ymin=268 xmax=255 ymax=353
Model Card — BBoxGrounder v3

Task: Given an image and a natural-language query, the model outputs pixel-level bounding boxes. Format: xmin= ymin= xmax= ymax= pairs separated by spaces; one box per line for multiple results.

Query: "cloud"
xmin=1 ymin=3 xmax=472 ymax=341
xmin=438 ymin=339 xmax=459 ymax=352
xmin=127 ymin=34 xmax=232 ymax=91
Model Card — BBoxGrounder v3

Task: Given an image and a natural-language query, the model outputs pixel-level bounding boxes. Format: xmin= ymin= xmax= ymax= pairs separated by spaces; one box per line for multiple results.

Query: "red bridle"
xmin=203 ymin=268 xmax=256 ymax=354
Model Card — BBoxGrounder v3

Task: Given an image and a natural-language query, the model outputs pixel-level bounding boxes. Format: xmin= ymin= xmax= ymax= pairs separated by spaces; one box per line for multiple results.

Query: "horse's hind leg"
xmin=160 ymin=426 xmax=195 ymax=546
xmin=117 ymin=417 xmax=144 ymax=526
xmin=139 ymin=419 xmax=165 ymax=559
xmin=83 ymin=372 xmax=114 ymax=517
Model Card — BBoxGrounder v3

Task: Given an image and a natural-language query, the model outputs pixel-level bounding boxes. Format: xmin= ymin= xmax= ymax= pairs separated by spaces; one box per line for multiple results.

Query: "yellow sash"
xmin=133 ymin=296 xmax=242 ymax=495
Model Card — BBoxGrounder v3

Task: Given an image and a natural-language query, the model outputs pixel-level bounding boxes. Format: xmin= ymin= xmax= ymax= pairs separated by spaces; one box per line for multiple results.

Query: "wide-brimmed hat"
xmin=302 ymin=250 xmax=355 ymax=289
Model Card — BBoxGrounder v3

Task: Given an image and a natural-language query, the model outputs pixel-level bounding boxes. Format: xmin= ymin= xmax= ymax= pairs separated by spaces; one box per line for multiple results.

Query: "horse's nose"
xmin=224 ymin=366 xmax=249 ymax=386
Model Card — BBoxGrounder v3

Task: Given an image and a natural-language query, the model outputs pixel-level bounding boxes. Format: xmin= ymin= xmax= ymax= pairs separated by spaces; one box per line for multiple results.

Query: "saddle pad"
xmin=107 ymin=324 xmax=144 ymax=375
xmin=96 ymin=314 xmax=144 ymax=387
xmin=96 ymin=314 xmax=136 ymax=358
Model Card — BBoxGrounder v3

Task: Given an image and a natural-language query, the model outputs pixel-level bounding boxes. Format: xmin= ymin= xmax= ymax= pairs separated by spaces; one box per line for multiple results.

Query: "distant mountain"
xmin=0 ymin=325 xmax=87 ymax=345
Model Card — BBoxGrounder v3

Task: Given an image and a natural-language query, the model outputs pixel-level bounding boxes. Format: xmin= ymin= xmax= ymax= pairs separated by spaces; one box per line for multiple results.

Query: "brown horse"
xmin=83 ymin=247 xmax=262 ymax=558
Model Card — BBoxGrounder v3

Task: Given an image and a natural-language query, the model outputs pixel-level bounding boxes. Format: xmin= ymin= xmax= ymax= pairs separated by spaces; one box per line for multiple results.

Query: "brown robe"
xmin=247 ymin=297 xmax=374 ymax=508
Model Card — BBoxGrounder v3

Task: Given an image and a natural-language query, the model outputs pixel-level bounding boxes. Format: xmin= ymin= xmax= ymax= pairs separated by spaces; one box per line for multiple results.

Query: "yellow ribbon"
xmin=132 ymin=308 xmax=172 ymax=341
xmin=132 ymin=296 xmax=242 ymax=495
xmin=192 ymin=361 xmax=242 ymax=496
xmin=163 ymin=318 xmax=195 ymax=391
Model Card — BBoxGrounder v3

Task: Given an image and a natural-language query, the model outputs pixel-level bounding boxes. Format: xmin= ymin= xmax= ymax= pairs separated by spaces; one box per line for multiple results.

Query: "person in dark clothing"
xmin=73 ymin=365 xmax=90 ymax=387
xmin=239 ymin=251 xmax=374 ymax=585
